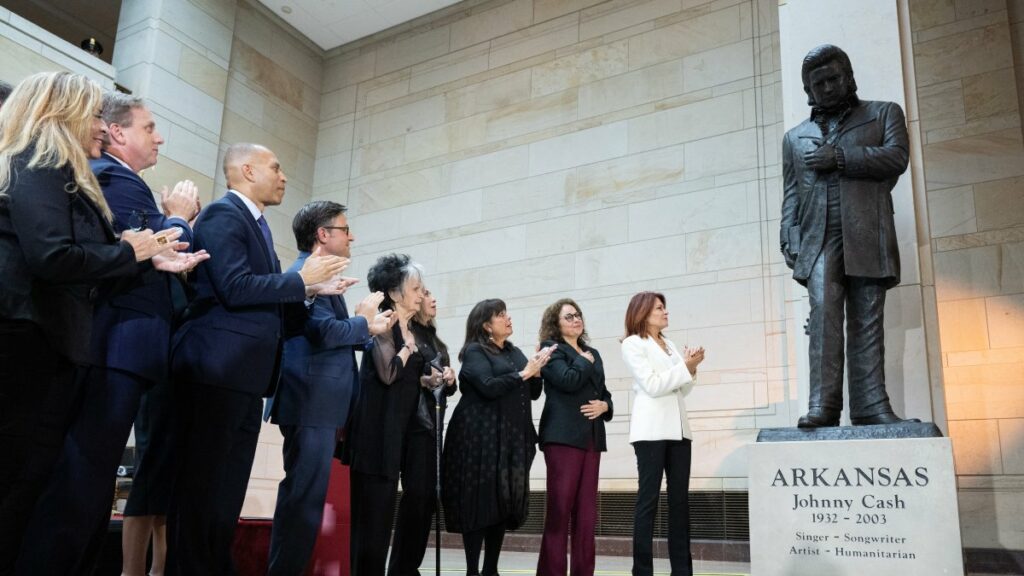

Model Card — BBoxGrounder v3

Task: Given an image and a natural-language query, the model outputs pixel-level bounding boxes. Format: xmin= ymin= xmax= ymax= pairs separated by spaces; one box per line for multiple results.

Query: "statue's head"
xmin=801 ymin=44 xmax=858 ymax=109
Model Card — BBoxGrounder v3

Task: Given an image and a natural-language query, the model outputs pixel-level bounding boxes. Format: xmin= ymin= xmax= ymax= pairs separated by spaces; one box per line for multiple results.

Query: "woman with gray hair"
xmin=345 ymin=253 xmax=442 ymax=575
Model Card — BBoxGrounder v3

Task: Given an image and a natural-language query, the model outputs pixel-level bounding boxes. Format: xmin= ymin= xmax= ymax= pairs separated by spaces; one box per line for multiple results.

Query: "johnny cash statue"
xmin=780 ymin=44 xmax=914 ymax=428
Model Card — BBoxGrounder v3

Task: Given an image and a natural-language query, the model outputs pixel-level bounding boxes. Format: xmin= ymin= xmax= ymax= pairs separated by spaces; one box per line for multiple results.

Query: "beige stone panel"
xmin=191 ymin=0 xmax=236 ymax=29
xmin=927 ymin=185 xmax=977 ymax=237
xmin=916 ymin=10 xmax=1007 ymax=43
xmin=934 ymin=245 xmax=1001 ymax=300
xmin=628 ymin=182 xmax=750 ymax=241
xmin=579 ymin=0 xmax=682 ymax=41
xmin=687 ymin=382 xmax=756 ymax=412
xmin=528 ymin=122 xmax=629 ymax=176
xmin=958 ymin=483 xmax=1024 ymax=549
xmin=684 ymin=222 xmax=762 ymax=273
xmin=319 ymin=85 xmax=358 ymax=122
xmin=627 ymin=91 xmax=746 ymax=153
xmin=574 ymin=236 xmax=688 ymax=288
xmin=987 ymin=294 xmax=1024 ymax=348
xmin=451 ymin=0 xmax=534 ymax=51
xmin=1000 ymin=419 xmax=1024 ymax=473
xmin=525 ymin=214 xmax=581 ymax=257
xmin=349 ymin=166 xmax=448 ymax=215
xmin=451 ymin=145 xmax=531 ymax=193
xmin=480 ymin=170 xmax=573 ymax=220
xmin=963 ymin=68 xmax=1020 ymax=121
xmin=261 ymin=101 xmax=318 ymax=157
xmin=268 ymin=33 xmax=322 ymax=95
xmin=956 ymin=0 xmax=1007 ymax=19
xmin=231 ymin=40 xmax=305 ymax=111
xmin=948 ymin=419 xmax=1003 ymax=474
xmin=682 ymin=39 xmax=754 ymax=93
xmin=934 ymin=227 xmax=1024 ymax=251
xmin=579 ymin=206 xmax=629 ymax=248
xmin=403 ymin=124 xmax=450 ymax=164
xmin=488 ymin=13 xmax=580 ymax=69
xmin=948 ymin=345 xmax=1024 ymax=367
xmin=534 ymin=0 xmax=606 ymax=23
xmin=352 ymin=189 xmax=483 ymax=246
xmin=975 ymin=175 xmax=1024 ymax=231
xmin=936 ymin=298 xmax=990 ymax=351
xmin=441 ymin=253 xmax=576 ymax=306
xmin=691 ymin=428 xmax=757 ymax=478
xmin=368 ymin=95 xmax=446 ymax=144
xmin=436 ymin=227 xmax=528 ymax=273
xmin=910 ymin=0 xmax=956 ymax=30
xmin=142 ymin=155 xmax=216 ymax=205
xmin=917 ymin=79 xmax=965 ymax=132
xmin=530 ymin=40 xmax=628 ymax=98
xmin=312 ymin=152 xmax=351 ymax=191
xmin=361 ymin=74 xmax=410 ymax=109
xmin=409 ymin=43 xmax=490 ymax=93
xmin=1002 ymin=241 xmax=1024 ymax=294
xmin=445 ymin=69 xmax=533 ymax=121
xmin=914 ymin=23 xmax=1013 ymax=87
xmin=316 ymin=121 xmax=354 ymax=158
xmin=627 ymin=4 xmax=742 ymax=70
xmin=683 ymin=128 xmax=759 ymax=181
xmin=923 ymin=128 xmax=1024 ymax=190
xmin=375 ymin=26 xmax=452 ymax=76
xmin=578 ymin=60 xmax=683 ymax=118
xmin=574 ymin=144 xmax=687 ymax=202
xmin=483 ymin=89 xmax=578 ymax=142
xmin=323 ymin=50 xmax=376 ymax=92
xmin=179 ymin=45 xmax=229 ymax=100
xmin=352 ymin=136 xmax=405 ymax=178
xmin=663 ymin=279 xmax=755 ymax=329
xmin=0 ymin=36 xmax=69 ymax=81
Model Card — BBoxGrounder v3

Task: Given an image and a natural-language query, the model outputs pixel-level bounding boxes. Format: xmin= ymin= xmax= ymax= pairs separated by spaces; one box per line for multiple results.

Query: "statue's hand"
xmin=781 ymin=244 xmax=797 ymax=269
xmin=804 ymin=143 xmax=838 ymax=172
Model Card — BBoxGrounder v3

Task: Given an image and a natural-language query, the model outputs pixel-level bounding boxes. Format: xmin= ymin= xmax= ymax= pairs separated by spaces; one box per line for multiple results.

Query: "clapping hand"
xmin=160 ymin=180 xmax=201 ymax=223
xmin=683 ymin=345 xmax=705 ymax=376
xmin=152 ymin=249 xmax=210 ymax=273
xmin=521 ymin=344 xmax=557 ymax=380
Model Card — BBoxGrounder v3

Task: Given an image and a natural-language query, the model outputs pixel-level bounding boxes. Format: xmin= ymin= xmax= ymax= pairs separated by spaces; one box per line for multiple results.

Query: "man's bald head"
xmin=224 ymin=142 xmax=287 ymax=210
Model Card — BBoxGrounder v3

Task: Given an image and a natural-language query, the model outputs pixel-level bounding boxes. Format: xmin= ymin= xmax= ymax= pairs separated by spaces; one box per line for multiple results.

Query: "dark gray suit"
xmin=780 ymin=99 xmax=909 ymax=420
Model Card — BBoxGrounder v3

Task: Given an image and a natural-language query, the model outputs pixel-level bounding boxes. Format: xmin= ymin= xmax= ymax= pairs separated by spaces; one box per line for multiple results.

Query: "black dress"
xmin=442 ymin=341 xmax=542 ymax=533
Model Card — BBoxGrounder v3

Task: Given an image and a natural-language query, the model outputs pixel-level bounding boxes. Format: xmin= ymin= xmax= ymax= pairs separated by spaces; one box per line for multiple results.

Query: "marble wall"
xmin=316 ymin=0 xmax=784 ymax=493
xmin=0 ymin=5 xmax=116 ymax=87
xmin=909 ymin=0 xmax=1024 ymax=551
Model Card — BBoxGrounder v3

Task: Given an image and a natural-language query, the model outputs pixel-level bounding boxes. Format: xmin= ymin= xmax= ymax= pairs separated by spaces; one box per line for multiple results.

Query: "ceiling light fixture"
xmin=281 ymin=5 xmax=293 ymax=14
xmin=80 ymin=37 xmax=103 ymax=56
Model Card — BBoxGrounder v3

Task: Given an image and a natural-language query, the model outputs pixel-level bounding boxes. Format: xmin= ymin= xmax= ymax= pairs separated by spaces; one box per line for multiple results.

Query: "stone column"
xmin=777 ymin=0 xmax=942 ymax=426
xmin=111 ymin=0 xmax=238 ymax=202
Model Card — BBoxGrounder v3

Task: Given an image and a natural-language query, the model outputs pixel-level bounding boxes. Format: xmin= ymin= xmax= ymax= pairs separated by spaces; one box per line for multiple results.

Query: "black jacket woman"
xmin=0 ymin=71 xmax=187 ymax=571
xmin=442 ymin=298 xmax=556 ymax=576
xmin=535 ymin=298 xmax=613 ymax=576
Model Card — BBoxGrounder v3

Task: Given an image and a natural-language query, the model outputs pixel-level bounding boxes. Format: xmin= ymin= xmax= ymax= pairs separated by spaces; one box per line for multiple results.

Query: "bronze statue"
xmin=780 ymin=45 xmax=913 ymax=427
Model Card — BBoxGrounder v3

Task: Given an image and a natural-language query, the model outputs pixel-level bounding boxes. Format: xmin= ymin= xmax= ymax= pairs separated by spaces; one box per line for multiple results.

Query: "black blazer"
xmin=171 ymin=193 xmax=307 ymax=396
xmin=0 ymin=149 xmax=138 ymax=363
xmin=537 ymin=339 xmax=614 ymax=452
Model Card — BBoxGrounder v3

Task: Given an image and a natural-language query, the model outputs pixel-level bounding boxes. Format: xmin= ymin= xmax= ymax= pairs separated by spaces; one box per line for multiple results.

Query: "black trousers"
xmin=17 ymin=366 xmax=148 ymax=575
xmin=806 ymin=183 xmax=892 ymax=418
xmin=350 ymin=470 xmax=399 ymax=576
xmin=632 ymin=439 xmax=692 ymax=576
xmin=167 ymin=382 xmax=263 ymax=576
xmin=388 ymin=430 xmax=437 ymax=576
xmin=0 ymin=321 xmax=76 ymax=576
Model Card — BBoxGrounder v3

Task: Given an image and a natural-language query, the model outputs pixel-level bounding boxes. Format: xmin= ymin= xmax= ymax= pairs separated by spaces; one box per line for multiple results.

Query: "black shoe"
xmin=797 ymin=409 xmax=839 ymax=428
xmin=851 ymin=412 xmax=920 ymax=426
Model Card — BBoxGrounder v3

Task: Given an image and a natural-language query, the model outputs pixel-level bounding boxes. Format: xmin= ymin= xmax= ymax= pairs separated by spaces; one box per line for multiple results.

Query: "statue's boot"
xmin=851 ymin=412 xmax=921 ymax=426
xmin=798 ymin=408 xmax=840 ymax=428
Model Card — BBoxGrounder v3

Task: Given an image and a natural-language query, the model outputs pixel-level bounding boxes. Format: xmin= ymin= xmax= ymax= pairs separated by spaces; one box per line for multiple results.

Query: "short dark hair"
xmin=101 ymin=91 xmax=145 ymax=127
xmin=801 ymin=44 xmax=858 ymax=106
xmin=460 ymin=298 xmax=508 ymax=361
xmin=623 ymin=291 xmax=666 ymax=340
xmin=0 ymin=80 xmax=12 ymax=107
xmin=538 ymin=298 xmax=589 ymax=346
xmin=367 ymin=253 xmax=423 ymax=311
xmin=292 ymin=200 xmax=347 ymax=252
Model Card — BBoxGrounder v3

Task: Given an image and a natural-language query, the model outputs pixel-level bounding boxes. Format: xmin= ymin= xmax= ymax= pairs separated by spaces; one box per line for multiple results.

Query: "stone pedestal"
xmin=749 ymin=427 xmax=964 ymax=575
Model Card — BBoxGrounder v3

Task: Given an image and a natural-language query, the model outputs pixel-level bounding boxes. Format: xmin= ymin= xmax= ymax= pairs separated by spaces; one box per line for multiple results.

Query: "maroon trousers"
xmin=536 ymin=443 xmax=601 ymax=576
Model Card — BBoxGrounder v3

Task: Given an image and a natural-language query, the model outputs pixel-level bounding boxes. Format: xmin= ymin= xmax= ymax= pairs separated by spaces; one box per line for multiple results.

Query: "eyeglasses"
xmin=562 ymin=313 xmax=583 ymax=322
xmin=322 ymin=226 xmax=350 ymax=235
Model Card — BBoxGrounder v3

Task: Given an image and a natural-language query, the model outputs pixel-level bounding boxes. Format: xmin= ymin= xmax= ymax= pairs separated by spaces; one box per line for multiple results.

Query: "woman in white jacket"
xmin=620 ymin=291 xmax=705 ymax=576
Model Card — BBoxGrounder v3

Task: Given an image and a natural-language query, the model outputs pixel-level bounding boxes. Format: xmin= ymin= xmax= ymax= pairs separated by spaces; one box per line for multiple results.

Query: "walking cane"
xmin=430 ymin=356 xmax=446 ymax=576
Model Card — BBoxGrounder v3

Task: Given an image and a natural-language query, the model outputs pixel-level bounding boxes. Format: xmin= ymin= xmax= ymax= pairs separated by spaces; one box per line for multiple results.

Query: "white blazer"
xmin=621 ymin=334 xmax=695 ymax=443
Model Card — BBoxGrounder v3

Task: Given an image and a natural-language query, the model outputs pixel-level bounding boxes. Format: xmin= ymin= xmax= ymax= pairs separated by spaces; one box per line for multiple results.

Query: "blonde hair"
xmin=0 ymin=71 xmax=111 ymax=220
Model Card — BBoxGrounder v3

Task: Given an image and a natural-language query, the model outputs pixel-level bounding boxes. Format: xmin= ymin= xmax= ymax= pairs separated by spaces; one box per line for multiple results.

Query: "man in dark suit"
xmin=265 ymin=200 xmax=391 ymax=576
xmin=16 ymin=92 xmax=207 ymax=575
xmin=168 ymin=143 xmax=349 ymax=575
xmin=780 ymin=44 xmax=911 ymax=428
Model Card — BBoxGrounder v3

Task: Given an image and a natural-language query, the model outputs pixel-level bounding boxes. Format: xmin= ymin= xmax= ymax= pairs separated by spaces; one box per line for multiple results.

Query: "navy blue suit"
xmin=168 ymin=192 xmax=307 ymax=575
xmin=17 ymin=153 xmax=193 ymax=575
xmin=265 ymin=251 xmax=369 ymax=576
